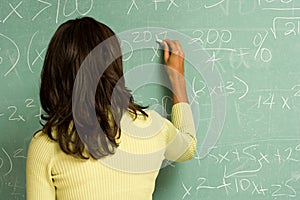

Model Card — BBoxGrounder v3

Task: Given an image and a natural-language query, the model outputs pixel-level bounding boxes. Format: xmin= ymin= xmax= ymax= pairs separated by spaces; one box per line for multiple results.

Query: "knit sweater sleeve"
xmin=164 ymin=102 xmax=197 ymax=162
xmin=26 ymin=131 xmax=56 ymax=200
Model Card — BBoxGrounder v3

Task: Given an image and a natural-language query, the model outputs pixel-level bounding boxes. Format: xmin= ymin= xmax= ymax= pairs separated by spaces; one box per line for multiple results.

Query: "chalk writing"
xmin=204 ymin=0 xmax=231 ymax=16
xmin=181 ymin=182 xmax=192 ymax=199
xmin=193 ymin=176 xmax=298 ymax=197
xmin=204 ymin=0 xmax=226 ymax=9
xmin=124 ymin=0 xmax=299 ymax=16
xmin=189 ymin=29 xmax=232 ymax=50
xmin=0 ymin=0 xmax=93 ymax=24
xmin=32 ymin=0 xmax=52 ymax=21
xmin=271 ymin=17 xmax=300 ymax=39
xmin=2 ymin=1 xmax=23 ymax=24
xmin=259 ymin=0 xmax=299 ymax=11
xmin=2 ymin=0 xmax=300 ymax=199
xmin=252 ymin=31 xmax=272 ymax=62
xmin=27 ymin=31 xmax=46 ymax=73
xmin=62 ymin=0 xmax=93 ymax=17
xmin=0 ymin=98 xmax=41 ymax=122
xmin=229 ymin=48 xmax=251 ymax=69
xmin=0 ymin=33 xmax=20 ymax=76
xmin=178 ymin=141 xmax=300 ymax=199
xmin=0 ymin=147 xmax=25 ymax=177
xmin=0 ymin=147 xmax=26 ymax=199
xmin=7 ymin=177 xmax=25 ymax=198
xmin=127 ymin=0 xmax=181 ymax=14
xmin=190 ymin=75 xmax=249 ymax=99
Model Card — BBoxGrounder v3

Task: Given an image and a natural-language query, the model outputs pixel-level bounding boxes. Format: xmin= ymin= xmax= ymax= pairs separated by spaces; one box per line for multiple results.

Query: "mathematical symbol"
xmin=258 ymin=152 xmax=269 ymax=164
xmin=292 ymin=85 xmax=300 ymax=96
xmin=32 ymin=48 xmax=46 ymax=66
xmin=252 ymin=181 xmax=260 ymax=194
xmin=274 ymin=148 xmax=282 ymax=164
xmin=205 ymin=0 xmax=225 ymax=9
xmin=153 ymin=0 xmax=166 ymax=11
xmin=234 ymin=75 xmax=249 ymax=100
xmin=217 ymin=82 xmax=224 ymax=93
xmin=231 ymin=48 xmax=251 ymax=69
xmin=0 ymin=158 xmax=3 ymax=169
xmin=32 ymin=0 xmax=52 ymax=21
xmin=206 ymin=51 xmax=222 ymax=72
xmin=232 ymin=148 xmax=240 ymax=162
xmin=182 ymin=182 xmax=192 ymax=199
xmin=253 ymin=32 xmax=267 ymax=58
xmin=34 ymin=107 xmax=43 ymax=121
xmin=217 ymin=178 xmax=231 ymax=195
xmin=0 ymin=48 xmax=3 ymax=64
xmin=0 ymin=34 xmax=20 ymax=77
xmin=281 ymin=96 xmax=291 ymax=110
xmin=8 ymin=177 xmax=24 ymax=196
xmin=18 ymin=115 xmax=26 ymax=122
xmin=259 ymin=184 xmax=268 ymax=195
xmin=284 ymin=147 xmax=299 ymax=162
xmin=2 ymin=148 xmax=13 ymax=176
xmin=194 ymin=150 xmax=201 ymax=166
xmin=253 ymin=31 xmax=272 ymax=62
xmin=218 ymin=152 xmax=230 ymax=163
xmin=0 ymin=113 xmax=4 ymax=117
xmin=209 ymin=86 xmax=217 ymax=96
xmin=167 ymin=0 xmax=179 ymax=10
xmin=127 ymin=0 xmax=139 ymax=15
xmin=190 ymin=77 xmax=205 ymax=105
xmin=151 ymin=46 xmax=160 ymax=61
xmin=2 ymin=1 xmax=23 ymax=23
xmin=190 ymin=94 xmax=199 ymax=106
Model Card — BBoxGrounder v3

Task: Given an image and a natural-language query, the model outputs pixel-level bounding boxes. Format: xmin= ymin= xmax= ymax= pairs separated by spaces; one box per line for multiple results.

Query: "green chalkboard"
xmin=1 ymin=0 xmax=300 ymax=199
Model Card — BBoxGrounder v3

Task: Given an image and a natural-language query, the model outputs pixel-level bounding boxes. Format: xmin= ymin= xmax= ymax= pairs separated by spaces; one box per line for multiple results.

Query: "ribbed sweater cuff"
xmin=171 ymin=102 xmax=196 ymax=136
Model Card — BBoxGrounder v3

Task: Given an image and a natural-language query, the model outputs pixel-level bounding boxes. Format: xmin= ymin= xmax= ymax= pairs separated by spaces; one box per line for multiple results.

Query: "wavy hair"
xmin=40 ymin=17 xmax=147 ymax=159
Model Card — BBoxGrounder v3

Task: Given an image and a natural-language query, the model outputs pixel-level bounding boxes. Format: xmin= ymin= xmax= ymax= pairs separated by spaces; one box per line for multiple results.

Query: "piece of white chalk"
xmin=156 ymin=39 xmax=163 ymax=44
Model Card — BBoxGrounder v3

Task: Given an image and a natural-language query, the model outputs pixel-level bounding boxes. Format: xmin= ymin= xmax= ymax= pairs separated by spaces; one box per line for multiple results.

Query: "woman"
xmin=26 ymin=16 xmax=196 ymax=200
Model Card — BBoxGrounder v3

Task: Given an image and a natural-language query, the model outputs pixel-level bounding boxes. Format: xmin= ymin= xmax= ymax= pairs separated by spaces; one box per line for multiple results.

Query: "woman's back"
xmin=26 ymin=16 xmax=197 ymax=200
xmin=27 ymin=104 xmax=196 ymax=199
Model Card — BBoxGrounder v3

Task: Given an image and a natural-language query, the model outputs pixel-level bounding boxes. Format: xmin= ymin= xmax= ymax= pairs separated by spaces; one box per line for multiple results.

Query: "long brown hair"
xmin=40 ymin=17 xmax=147 ymax=159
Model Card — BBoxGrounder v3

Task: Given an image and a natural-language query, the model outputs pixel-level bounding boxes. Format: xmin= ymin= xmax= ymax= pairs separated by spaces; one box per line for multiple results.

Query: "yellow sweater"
xmin=26 ymin=103 xmax=197 ymax=200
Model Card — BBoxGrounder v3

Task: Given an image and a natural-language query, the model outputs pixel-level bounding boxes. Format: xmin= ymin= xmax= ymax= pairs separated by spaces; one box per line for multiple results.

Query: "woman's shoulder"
xmin=31 ymin=130 xmax=52 ymax=141
xmin=28 ymin=130 xmax=56 ymax=152
xmin=27 ymin=130 xmax=58 ymax=173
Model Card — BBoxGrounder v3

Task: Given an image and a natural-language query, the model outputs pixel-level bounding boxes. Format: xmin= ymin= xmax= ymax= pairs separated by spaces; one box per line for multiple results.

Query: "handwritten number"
xmin=25 ymin=99 xmax=35 ymax=108
xmin=7 ymin=106 xmax=18 ymax=121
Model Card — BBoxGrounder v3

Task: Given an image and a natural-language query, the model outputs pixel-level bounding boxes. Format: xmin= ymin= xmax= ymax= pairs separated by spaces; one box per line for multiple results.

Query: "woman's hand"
xmin=162 ymin=40 xmax=188 ymax=104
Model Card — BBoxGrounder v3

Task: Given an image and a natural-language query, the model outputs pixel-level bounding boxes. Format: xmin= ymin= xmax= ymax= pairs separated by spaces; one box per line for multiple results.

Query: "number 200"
xmin=190 ymin=29 xmax=232 ymax=46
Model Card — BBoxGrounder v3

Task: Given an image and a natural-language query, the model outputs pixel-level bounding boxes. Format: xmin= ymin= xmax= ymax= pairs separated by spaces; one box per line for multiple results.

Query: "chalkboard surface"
xmin=1 ymin=0 xmax=300 ymax=199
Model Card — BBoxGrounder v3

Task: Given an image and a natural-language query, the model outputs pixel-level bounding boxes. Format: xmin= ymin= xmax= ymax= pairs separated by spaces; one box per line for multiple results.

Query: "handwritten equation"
xmin=0 ymin=147 xmax=26 ymax=199
xmin=0 ymin=0 xmax=93 ymax=24
xmin=126 ymin=0 xmax=300 ymax=15
xmin=0 ymin=31 xmax=47 ymax=76
xmin=180 ymin=141 xmax=300 ymax=199
xmin=0 ymin=98 xmax=41 ymax=122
